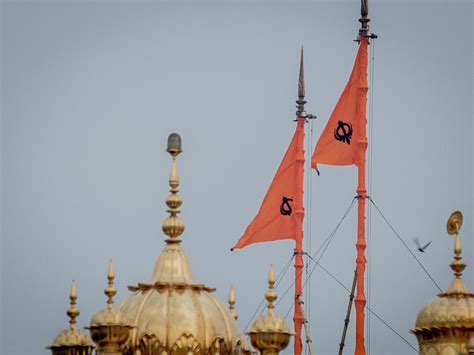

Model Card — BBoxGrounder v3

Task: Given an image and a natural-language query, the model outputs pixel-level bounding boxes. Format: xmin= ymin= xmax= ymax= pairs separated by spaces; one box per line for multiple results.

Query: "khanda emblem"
xmin=280 ymin=197 xmax=293 ymax=216
xmin=334 ymin=120 xmax=353 ymax=145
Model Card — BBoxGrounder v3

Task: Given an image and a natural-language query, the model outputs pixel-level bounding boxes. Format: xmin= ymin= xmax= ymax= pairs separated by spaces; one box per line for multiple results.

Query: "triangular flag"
xmin=232 ymin=121 xmax=305 ymax=250
xmin=311 ymin=39 xmax=368 ymax=169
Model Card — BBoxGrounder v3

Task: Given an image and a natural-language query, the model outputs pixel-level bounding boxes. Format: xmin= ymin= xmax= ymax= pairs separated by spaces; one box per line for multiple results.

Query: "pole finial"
xmin=358 ymin=0 xmax=370 ymax=37
xmin=296 ymin=47 xmax=307 ymax=118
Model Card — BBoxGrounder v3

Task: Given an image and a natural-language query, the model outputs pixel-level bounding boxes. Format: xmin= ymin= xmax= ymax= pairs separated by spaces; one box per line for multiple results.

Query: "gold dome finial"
xmin=228 ymin=285 xmax=238 ymax=321
xmin=105 ymin=259 xmax=117 ymax=309
xmin=89 ymin=262 xmax=132 ymax=354
xmin=67 ymin=280 xmax=79 ymax=329
xmin=445 ymin=211 xmax=469 ymax=295
xmin=162 ymin=133 xmax=185 ymax=244
xmin=249 ymin=265 xmax=291 ymax=355
xmin=48 ymin=281 xmax=94 ymax=354
xmin=265 ymin=265 xmax=277 ymax=316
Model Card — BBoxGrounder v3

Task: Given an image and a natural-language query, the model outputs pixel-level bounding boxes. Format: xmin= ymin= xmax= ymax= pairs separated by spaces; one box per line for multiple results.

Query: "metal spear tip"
xmin=167 ymin=133 xmax=182 ymax=157
xmin=298 ymin=46 xmax=305 ymax=99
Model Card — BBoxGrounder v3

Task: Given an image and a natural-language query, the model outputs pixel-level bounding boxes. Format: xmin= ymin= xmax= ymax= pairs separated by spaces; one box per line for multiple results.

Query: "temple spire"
xmin=67 ymin=280 xmax=79 ymax=329
xmin=105 ymin=260 xmax=117 ymax=309
xmin=162 ymin=133 xmax=185 ymax=244
xmin=228 ymin=285 xmax=238 ymax=321
xmin=445 ymin=211 xmax=469 ymax=295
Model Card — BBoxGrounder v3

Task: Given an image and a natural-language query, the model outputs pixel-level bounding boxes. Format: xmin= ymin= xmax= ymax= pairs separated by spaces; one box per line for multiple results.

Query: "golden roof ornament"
xmin=88 ymin=260 xmax=132 ymax=354
xmin=411 ymin=211 xmax=474 ymax=354
xmin=162 ymin=132 xmax=184 ymax=244
xmin=229 ymin=285 xmax=238 ymax=321
xmin=249 ymin=265 xmax=292 ymax=355
xmin=48 ymin=281 xmax=94 ymax=355
xmin=117 ymin=133 xmax=243 ymax=354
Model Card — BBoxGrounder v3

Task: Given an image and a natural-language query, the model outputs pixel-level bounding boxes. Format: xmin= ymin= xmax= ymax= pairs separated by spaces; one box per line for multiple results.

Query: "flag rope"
xmin=294 ymin=261 xmax=418 ymax=353
xmin=242 ymin=253 xmax=295 ymax=332
xmin=368 ymin=197 xmax=444 ymax=294
xmin=366 ymin=37 xmax=376 ymax=355
xmin=274 ymin=197 xmax=357 ymax=308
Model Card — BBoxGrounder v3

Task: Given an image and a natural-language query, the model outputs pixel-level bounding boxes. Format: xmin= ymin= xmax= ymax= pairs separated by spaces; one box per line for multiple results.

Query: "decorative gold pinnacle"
xmin=248 ymin=265 xmax=291 ymax=354
xmin=48 ymin=280 xmax=94 ymax=352
xmin=67 ymin=280 xmax=80 ymax=329
xmin=265 ymin=265 xmax=277 ymax=315
xmin=105 ymin=260 xmax=117 ymax=309
xmin=444 ymin=211 xmax=469 ymax=295
xmin=162 ymin=133 xmax=185 ymax=243
xmin=228 ymin=285 xmax=238 ymax=321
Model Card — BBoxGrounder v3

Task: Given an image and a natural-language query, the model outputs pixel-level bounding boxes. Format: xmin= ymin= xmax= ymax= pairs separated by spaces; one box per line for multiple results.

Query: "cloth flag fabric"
xmin=311 ymin=39 xmax=368 ymax=169
xmin=232 ymin=121 xmax=305 ymax=250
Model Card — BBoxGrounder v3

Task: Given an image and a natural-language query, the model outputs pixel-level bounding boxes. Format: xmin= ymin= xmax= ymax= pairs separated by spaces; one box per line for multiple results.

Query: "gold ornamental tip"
xmin=88 ymin=261 xmax=132 ymax=352
xmin=90 ymin=261 xmax=131 ymax=327
xmin=444 ymin=211 xmax=470 ymax=295
xmin=248 ymin=266 xmax=291 ymax=354
xmin=162 ymin=133 xmax=185 ymax=244
xmin=67 ymin=280 xmax=79 ymax=328
xmin=228 ymin=285 xmax=238 ymax=321
xmin=48 ymin=281 xmax=94 ymax=352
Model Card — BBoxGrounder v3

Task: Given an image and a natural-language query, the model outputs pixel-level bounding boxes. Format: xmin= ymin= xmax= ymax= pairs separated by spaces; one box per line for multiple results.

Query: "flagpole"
xmin=355 ymin=2 xmax=375 ymax=354
xmin=293 ymin=47 xmax=306 ymax=355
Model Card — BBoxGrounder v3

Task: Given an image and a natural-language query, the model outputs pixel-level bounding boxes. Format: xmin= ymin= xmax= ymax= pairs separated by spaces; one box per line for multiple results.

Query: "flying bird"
xmin=414 ymin=238 xmax=432 ymax=253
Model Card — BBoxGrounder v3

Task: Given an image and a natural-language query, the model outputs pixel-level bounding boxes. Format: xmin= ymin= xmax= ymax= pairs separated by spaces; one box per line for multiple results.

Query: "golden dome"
xmin=248 ymin=265 xmax=291 ymax=354
xmin=411 ymin=211 xmax=474 ymax=353
xmin=90 ymin=260 xmax=131 ymax=327
xmin=88 ymin=261 xmax=132 ymax=354
xmin=118 ymin=134 xmax=243 ymax=354
xmin=48 ymin=281 xmax=94 ymax=353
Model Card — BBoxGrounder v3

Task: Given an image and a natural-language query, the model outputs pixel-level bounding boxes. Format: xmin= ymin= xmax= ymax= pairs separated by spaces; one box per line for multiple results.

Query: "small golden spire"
xmin=67 ymin=280 xmax=80 ymax=329
xmin=48 ymin=280 xmax=94 ymax=353
xmin=445 ymin=211 xmax=469 ymax=295
xmin=248 ymin=265 xmax=291 ymax=354
xmin=265 ymin=264 xmax=277 ymax=315
xmin=105 ymin=260 xmax=117 ymax=309
xmin=162 ymin=133 xmax=185 ymax=243
xmin=228 ymin=285 xmax=238 ymax=321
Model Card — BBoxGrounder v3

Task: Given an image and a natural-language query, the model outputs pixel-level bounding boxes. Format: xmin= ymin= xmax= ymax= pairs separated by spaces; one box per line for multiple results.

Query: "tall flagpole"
xmin=294 ymin=47 xmax=306 ymax=355
xmin=355 ymin=1 xmax=375 ymax=354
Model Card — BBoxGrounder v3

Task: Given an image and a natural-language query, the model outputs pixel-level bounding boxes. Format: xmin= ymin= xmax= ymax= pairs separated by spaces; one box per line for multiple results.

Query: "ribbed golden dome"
xmin=411 ymin=211 xmax=474 ymax=354
xmin=90 ymin=260 xmax=131 ymax=327
xmin=118 ymin=134 xmax=244 ymax=354
xmin=248 ymin=265 xmax=291 ymax=354
xmin=48 ymin=281 xmax=94 ymax=353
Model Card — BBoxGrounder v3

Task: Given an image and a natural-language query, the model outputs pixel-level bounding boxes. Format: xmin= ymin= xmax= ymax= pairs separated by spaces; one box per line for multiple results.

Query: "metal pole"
xmin=339 ymin=270 xmax=357 ymax=355
xmin=297 ymin=295 xmax=314 ymax=355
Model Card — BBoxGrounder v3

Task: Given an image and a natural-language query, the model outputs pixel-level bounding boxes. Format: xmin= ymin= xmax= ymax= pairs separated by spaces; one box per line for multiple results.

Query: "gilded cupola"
xmin=48 ymin=281 xmax=94 ymax=355
xmin=411 ymin=211 xmax=474 ymax=355
xmin=118 ymin=133 xmax=245 ymax=354
xmin=88 ymin=260 xmax=133 ymax=354
xmin=248 ymin=265 xmax=292 ymax=355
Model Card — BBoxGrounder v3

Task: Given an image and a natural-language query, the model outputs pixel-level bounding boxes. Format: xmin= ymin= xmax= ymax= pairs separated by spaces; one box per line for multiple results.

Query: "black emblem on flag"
xmin=280 ymin=197 xmax=293 ymax=216
xmin=334 ymin=121 xmax=353 ymax=145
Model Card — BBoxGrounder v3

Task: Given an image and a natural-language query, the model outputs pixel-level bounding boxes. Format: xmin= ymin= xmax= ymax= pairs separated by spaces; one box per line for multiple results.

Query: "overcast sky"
xmin=1 ymin=1 xmax=472 ymax=355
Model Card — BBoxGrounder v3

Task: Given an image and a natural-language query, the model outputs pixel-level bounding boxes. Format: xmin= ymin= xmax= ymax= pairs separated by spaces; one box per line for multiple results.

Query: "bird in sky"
xmin=414 ymin=238 xmax=432 ymax=253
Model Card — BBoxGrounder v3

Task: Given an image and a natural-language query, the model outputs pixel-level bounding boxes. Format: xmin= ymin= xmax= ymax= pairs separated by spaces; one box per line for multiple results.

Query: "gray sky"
xmin=1 ymin=1 xmax=472 ymax=355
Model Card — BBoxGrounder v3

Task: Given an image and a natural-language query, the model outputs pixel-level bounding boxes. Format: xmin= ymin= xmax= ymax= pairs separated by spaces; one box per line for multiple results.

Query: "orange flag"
xmin=311 ymin=39 xmax=368 ymax=169
xmin=232 ymin=121 xmax=305 ymax=250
